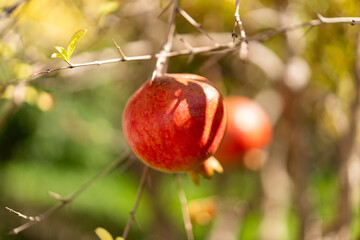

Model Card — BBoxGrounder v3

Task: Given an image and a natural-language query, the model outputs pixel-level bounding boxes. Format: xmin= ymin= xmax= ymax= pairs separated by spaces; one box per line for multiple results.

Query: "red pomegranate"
xmin=122 ymin=74 xmax=227 ymax=173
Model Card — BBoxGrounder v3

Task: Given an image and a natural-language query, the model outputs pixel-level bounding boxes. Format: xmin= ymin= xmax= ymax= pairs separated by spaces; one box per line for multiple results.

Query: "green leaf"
xmin=66 ymin=29 xmax=87 ymax=59
xmin=95 ymin=227 xmax=114 ymax=240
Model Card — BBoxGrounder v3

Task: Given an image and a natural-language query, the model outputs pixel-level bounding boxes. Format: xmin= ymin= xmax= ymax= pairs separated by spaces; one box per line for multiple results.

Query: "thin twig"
xmin=122 ymin=166 xmax=149 ymax=239
xmin=112 ymin=39 xmax=126 ymax=61
xmin=175 ymin=174 xmax=194 ymax=240
xmin=6 ymin=153 xmax=132 ymax=235
xmin=177 ymin=7 xmax=215 ymax=43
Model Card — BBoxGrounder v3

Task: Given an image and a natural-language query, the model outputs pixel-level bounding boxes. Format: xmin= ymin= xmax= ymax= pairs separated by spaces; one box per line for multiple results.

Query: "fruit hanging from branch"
xmin=214 ymin=96 xmax=272 ymax=168
xmin=122 ymin=74 xmax=227 ymax=173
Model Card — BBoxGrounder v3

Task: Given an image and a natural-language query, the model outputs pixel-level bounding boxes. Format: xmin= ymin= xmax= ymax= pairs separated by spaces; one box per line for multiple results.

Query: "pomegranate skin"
xmin=214 ymin=96 xmax=272 ymax=166
xmin=122 ymin=74 xmax=227 ymax=173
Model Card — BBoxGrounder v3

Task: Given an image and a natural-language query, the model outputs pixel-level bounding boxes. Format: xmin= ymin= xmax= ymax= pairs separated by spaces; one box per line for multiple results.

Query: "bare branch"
xmin=122 ymin=166 xmax=149 ymax=239
xmin=175 ymin=174 xmax=194 ymax=240
xmin=6 ymin=153 xmax=132 ymax=235
xmin=250 ymin=14 xmax=360 ymax=42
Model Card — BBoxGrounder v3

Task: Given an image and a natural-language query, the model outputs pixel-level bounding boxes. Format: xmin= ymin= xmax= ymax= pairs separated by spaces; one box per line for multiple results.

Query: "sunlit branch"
xmin=25 ymin=14 xmax=360 ymax=79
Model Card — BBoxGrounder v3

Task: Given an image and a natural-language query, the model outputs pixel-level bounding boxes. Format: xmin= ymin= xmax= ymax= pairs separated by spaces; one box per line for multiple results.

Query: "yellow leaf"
xmin=95 ymin=227 xmax=114 ymax=240
xmin=67 ymin=29 xmax=87 ymax=58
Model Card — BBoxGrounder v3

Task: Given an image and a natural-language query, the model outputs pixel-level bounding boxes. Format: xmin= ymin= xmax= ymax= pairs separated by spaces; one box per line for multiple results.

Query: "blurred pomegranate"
xmin=214 ymin=96 xmax=272 ymax=170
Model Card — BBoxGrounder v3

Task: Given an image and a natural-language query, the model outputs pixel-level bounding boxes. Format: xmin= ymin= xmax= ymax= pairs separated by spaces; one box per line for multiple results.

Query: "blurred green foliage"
xmin=0 ymin=0 xmax=360 ymax=239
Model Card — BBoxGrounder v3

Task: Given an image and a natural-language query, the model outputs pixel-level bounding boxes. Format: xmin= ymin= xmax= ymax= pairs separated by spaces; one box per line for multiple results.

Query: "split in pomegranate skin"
xmin=214 ymin=96 xmax=272 ymax=167
xmin=122 ymin=74 xmax=227 ymax=173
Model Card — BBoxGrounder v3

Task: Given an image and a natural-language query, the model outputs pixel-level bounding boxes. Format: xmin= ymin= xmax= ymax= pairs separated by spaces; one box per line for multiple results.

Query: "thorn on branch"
xmin=316 ymin=13 xmax=326 ymax=23
xmin=132 ymin=214 xmax=143 ymax=231
xmin=47 ymin=191 xmax=70 ymax=203
xmin=113 ymin=39 xmax=127 ymax=61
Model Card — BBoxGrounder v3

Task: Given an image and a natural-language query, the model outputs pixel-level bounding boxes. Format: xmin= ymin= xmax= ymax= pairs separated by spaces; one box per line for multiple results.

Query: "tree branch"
xmin=16 ymin=14 xmax=360 ymax=81
xmin=250 ymin=14 xmax=360 ymax=42
xmin=5 ymin=153 xmax=133 ymax=236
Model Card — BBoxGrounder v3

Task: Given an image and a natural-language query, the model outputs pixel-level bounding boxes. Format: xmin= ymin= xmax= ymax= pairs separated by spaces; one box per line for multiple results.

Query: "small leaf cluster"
xmin=51 ymin=29 xmax=87 ymax=65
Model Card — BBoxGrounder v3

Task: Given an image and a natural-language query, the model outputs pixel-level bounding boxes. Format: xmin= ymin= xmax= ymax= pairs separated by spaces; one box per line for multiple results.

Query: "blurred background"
xmin=0 ymin=0 xmax=359 ymax=239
